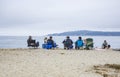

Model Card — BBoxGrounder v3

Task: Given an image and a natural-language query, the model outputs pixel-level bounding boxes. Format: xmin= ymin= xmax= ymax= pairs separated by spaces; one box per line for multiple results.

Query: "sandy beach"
xmin=0 ymin=48 xmax=120 ymax=77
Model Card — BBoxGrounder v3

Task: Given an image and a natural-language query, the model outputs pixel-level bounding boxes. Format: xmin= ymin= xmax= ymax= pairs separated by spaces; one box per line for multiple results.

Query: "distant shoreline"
xmin=48 ymin=30 xmax=120 ymax=36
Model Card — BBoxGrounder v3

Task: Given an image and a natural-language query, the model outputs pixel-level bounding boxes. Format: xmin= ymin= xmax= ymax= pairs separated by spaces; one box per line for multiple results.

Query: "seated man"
xmin=102 ymin=40 xmax=110 ymax=49
xmin=46 ymin=36 xmax=57 ymax=49
xmin=47 ymin=36 xmax=54 ymax=45
xmin=75 ymin=36 xmax=84 ymax=50
xmin=63 ymin=36 xmax=73 ymax=50
xmin=27 ymin=36 xmax=39 ymax=48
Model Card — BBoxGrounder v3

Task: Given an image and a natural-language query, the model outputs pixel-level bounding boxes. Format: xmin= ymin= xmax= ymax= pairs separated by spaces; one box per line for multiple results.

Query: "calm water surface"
xmin=0 ymin=36 xmax=119 ymax=49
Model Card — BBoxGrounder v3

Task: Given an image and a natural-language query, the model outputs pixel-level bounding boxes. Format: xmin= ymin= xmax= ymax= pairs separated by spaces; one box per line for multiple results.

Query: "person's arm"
xmin=47 ymin=39 xmax=49 ymax=43
xmin=71 ymin=40 xmax=73 ymax=44
xmin=63 ymin=40 xmax=65 ymax=43
xmin=52 ymin=40 xmax=54 ymax=44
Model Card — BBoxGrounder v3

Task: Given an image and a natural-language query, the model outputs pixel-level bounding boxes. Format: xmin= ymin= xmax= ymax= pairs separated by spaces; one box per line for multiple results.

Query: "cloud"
xmin=0 ymin=0 xmax=120 ymax=35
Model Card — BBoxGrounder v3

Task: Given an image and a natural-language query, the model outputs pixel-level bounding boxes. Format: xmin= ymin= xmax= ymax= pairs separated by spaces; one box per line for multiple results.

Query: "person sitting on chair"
xmin=27 ymin=36 xmax=39 ymax=48
xmin=63 ymin=36 xmax=73 ymax=50
xmin=75 ymin=36 xmax=84 ymax=50
xmin=27 ymin=36 xmax=35 ymax=46
xmin=47 ymin=36 xmax=55 ymax=48
xmin=102 ymin=40 xmax=110 ymax=49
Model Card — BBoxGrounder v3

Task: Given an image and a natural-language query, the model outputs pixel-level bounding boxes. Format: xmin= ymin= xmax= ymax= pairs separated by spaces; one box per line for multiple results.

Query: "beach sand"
xmin=0 ymin=48 xmax=120 ymax=77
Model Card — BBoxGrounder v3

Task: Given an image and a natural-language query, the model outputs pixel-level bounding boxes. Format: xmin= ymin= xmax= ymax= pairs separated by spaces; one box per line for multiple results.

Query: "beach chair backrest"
xmin=86 ymin=38 xmax=93 ymax=49
xmin=77 ymin=40 xmax=83 ymax=47
xmin=86 ymin=38 xmax=93 ymax=43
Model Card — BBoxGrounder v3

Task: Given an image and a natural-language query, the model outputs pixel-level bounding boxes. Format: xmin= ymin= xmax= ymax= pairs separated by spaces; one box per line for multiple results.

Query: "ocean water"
xmin=0 ymin=36 xmax=120 ymax=49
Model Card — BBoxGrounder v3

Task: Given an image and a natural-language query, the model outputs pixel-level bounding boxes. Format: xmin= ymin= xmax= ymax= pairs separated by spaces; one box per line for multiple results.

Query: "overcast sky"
xmin=0 ymin=0 xmax=120 ymax=36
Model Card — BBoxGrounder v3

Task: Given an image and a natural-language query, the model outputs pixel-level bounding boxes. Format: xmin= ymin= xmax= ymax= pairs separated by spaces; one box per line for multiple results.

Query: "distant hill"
xmin=48 ymin=30 xmax=120 ymax=36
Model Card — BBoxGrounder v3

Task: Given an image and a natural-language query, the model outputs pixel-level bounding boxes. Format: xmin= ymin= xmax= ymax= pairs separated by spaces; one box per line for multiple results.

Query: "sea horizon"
xmin=0 ymin=36 xmax=120 ymax=49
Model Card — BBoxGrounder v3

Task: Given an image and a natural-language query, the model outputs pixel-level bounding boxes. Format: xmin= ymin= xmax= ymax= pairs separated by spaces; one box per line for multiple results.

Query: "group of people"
xmin=27 ymin=36 xmax=110 ymax=49
xmin=43 ymin=36 xmax=58 ymax=49
xmin=62 ymin=36 xmax=84 ymax=50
